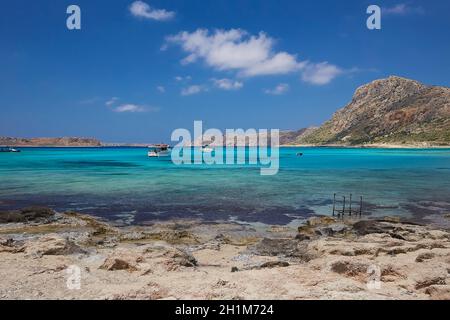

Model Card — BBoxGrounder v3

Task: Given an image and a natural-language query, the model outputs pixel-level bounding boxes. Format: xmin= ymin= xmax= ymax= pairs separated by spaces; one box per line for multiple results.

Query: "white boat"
xmin=0 ymin=146 xmax=21 ymax=153
xmin=148 ymin=144 xmax=171 ymax=157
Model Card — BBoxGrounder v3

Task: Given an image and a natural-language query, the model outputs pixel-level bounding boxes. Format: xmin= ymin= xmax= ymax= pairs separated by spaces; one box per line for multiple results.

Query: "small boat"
xmin=0 ymin=146 xmax=21 ymax=153
xmin=148 ymin=144 xmax=171 ymax=157
xmin=201 ymin=144 xmax=214 ymax=153
xmin=296 ymin=152 xmax=303 ymax=157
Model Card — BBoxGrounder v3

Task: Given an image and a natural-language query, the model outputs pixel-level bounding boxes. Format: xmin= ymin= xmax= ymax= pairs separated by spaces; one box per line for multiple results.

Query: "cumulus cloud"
xmin=383 ymin=3 xmax=424 ymax=15
xmin=113 ymin=104 xmax=147 ymax=113
xmin=301 ymin=62 xmax=342 ymax=85
xmin=105 ymin=97 xmax=119 ymax=106
xmin=264 ymin=83 xmax=289 ymax=95
xmin=165 ymin=29 xmax=304 ymax=77
xmin=156 ymin=86 xmax=165 ymax=93
xmin=165 ymin=28 xmax=345 ymax=85
xmin=181 ymin=85 xmax=206 ymax=96
xmin=212 ymin=78 xmax=243 ymax=90
xmin=129 ymin=1 xmax=175 ymax=21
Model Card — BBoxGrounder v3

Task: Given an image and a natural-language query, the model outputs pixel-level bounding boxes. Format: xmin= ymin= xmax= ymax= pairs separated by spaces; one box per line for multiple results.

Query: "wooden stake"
xmin=360 ymin=196 xmax=363 ymax=217
xmin=332 ymin=193 xmax=336 ymax=216
xmin=349 ymin=193 xmax=352 ymax=216
xmin=342 ymin=196 xmax=346 ymax=217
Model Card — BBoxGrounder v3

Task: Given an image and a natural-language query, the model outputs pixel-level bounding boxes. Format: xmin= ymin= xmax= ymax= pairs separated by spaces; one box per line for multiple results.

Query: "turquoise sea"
xmin=1 ymin=147 xmax=450 ymax=226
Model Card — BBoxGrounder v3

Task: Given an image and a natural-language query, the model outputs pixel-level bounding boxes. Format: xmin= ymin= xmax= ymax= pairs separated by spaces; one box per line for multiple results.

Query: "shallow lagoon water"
xmin=1 ymin=147 xmax=450 ymax=225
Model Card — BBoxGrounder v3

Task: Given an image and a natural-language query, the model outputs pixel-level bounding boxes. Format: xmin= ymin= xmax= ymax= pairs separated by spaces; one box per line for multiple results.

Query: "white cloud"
xmin=129 ymin=1 xmax=175 ymax=21
xmin=165 ymin=28 xmax=346 ymax=85
xmin=156 ymin=86 xmax=165 ymax=93
xmin=264 ymin=83 xmax=289 ymax=95
xmin=301 ymin=62 xmax=342 ymax=85
xmin=212 ymin=78 xmax=243 ymax=90
xmin=175 ymin=75 xmax=191 ymax=82
xmin=383 ymin=3 xmax=424 ymax=15
xmin=113 ymin=104 xmax=147 ymax=113
xmin=181 ymin=85 xmax=206 ymax=96
xmin=165 ymin=29 xmax=304 ymax=77
xmin=105 ymin=97 xmax=119 ymax=106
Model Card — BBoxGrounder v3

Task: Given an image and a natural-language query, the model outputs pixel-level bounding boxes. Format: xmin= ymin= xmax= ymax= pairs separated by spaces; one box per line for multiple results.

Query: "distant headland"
xmin=0 ymin=137 xmax=102 ymax=147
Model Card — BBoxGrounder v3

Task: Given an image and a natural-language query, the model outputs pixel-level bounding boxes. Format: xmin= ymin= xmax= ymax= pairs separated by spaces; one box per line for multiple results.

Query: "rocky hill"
xmin=0 ymin=137 xmax=102 ymax=147
xmin=279 ymin=128 xmax=317 ymax=145
xmin=293 ymin=76 xmax=450 ymax=146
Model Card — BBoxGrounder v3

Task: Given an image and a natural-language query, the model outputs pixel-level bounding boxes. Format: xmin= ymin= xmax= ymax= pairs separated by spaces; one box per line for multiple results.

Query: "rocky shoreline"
xmin=1 ymin=207 xmax=450 ymax=300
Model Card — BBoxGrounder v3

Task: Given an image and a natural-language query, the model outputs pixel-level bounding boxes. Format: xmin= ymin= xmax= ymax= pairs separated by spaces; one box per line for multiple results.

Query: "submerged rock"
xmin=0 ymin=207 xmax=56 ymax=224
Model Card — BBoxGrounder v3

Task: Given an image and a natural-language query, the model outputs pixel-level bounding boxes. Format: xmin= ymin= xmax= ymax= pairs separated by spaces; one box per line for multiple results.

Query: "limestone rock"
xmin=415 ymin=277 xmax=446 ymax=290
xmin=306 ymin=216 xmax=336 ymax=227
xmin=415 ymin=252 xmax=436 ymax=262
xmin=99 ymin=256 xmax=139 ymax=272
xmin=25 ymin=235 xmax=84 ymax=257
xmin=0 ymin=238 xmax=25 ymax=253
xmin=167 ymin=249 xmax=197 ymax=267
xmin=425 ymin=285 xmax=450 ymax=300
xmin=145 ymin=230 xmax=198 ymax=244
xmin=330 ymin=260 xmax=368 ymax=277
xmin=251 ymin=238 xmax=316 ymax=262
xmin=352 ymin=220 xmax=395 ymax=236
xmin=295 ymin=234 xmax=311 ymax=241
xmin=257 ymin=261 xmax=290 ymax=269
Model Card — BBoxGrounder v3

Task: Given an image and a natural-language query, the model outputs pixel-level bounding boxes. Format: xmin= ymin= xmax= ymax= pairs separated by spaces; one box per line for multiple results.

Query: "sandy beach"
xmin=1 ymin=207 xmax=449 ymax=300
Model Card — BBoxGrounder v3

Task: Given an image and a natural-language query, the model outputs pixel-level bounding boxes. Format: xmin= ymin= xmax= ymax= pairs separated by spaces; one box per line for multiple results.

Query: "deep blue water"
xmin=1 ymin=147 xmax=450 ymax=226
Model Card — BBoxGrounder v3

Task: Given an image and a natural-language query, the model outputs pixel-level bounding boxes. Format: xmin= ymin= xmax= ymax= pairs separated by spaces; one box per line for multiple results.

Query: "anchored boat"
xmin=0 ymin=146 xmax=21 ymax=153
xmin=148 ymin=144 xmax=171 ymax=157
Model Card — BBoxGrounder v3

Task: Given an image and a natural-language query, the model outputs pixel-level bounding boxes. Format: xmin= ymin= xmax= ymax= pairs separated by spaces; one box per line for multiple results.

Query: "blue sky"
xmin=0 ymin=0 xmax=449 ymax=143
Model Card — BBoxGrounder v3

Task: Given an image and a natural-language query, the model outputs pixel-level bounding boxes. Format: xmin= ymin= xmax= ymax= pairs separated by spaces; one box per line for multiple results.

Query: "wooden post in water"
xmin=349 ymin=194 xmax=352 ymax=216
xmin=359 ymin=196 xmax=363 ymax=217
xmin=342 ymin=196 xmax=346 ymax=217
xmin=332 ymin=193 xmax=336 ymax=216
